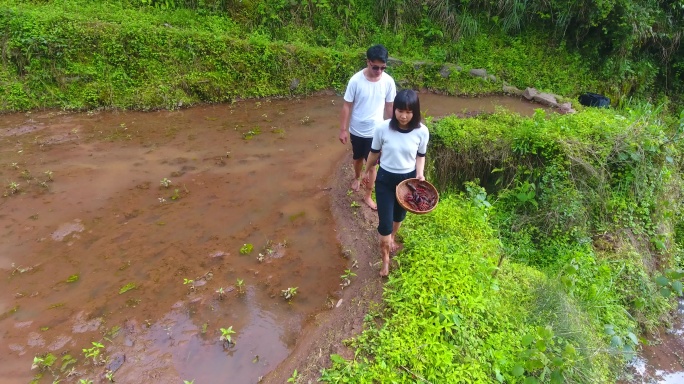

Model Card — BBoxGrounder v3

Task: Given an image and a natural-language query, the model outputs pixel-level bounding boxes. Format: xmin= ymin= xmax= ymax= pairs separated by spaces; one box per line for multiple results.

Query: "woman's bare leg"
xmin=363 ymin=164 xmax=378 ymax=210
xmin=390 ymin=221 xmax=402 ymax=253
xmin=379 ymin=234 xmax=391 ymax=277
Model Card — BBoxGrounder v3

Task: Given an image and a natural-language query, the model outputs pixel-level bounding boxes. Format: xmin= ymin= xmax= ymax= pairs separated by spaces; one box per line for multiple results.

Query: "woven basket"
xmin=396 ymin=178 xmax=439 ymax=214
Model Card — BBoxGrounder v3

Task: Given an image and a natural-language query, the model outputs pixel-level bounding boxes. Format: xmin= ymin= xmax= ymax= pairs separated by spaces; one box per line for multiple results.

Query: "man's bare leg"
xmin=379 ymin=234 xmax=391 ymax=277
xmin=363 ymin=164 xmax=378 ymax=210
xmin=351 ymin=158 xmax=364 ymax=191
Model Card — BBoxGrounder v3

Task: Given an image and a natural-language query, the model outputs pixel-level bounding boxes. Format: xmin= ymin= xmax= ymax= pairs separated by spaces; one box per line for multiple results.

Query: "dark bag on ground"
xmin=578 ymin=92 xmax=610 ymax=108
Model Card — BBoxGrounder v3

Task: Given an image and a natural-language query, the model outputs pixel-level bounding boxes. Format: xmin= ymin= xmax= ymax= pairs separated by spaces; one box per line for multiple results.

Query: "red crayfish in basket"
xmin=404 ymin=182 xmax=435 ymax=211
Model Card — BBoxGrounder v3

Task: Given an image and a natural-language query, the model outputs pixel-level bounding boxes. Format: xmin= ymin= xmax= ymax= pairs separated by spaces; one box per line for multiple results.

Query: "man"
xmin=339 ymin=44 xmax=397 ymax=211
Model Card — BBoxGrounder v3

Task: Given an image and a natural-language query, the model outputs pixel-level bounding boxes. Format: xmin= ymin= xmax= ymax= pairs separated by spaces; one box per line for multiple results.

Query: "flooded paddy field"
xmin=6 ymin=93 xmax=671 ymax=384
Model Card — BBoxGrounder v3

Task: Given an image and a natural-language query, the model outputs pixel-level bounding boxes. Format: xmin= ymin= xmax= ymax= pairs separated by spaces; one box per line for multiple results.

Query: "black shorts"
xmin=350 ymin=134 xmax=373 ymax=161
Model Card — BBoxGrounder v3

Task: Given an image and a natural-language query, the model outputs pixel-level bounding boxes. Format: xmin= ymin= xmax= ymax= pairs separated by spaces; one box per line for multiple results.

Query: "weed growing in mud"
xmin=240 ymin=243 xmax=253 ymax=255
xmin=219 ymin=326 xmax=236 ymax=347
xmin=106 ymin=326 xmax=121 ymax=340
xmin=346 ymin=189 xmax=353 ymax=196
xmin=287 ymin=369 xmax=299 ymax=383
xmin=66 ymin=274 xmax=79 ymax=283
xmin=31 ymin=353 xmax=56 ymax=371
xmin=183 ymin=380 xmax=195 ymax=384
xmin=20 ymin=169 xmax=32 ymax=180
xmin=44 ymin=170 xmax=53 ymax=181
xmin=6 ymin=181 xmax=20 ymax=195
xmin=300 ymin=116 xmax=311 ymax=125
xmin=340 ymin=269 xmax=357 ymax=288
xmin=78 ymin=379 xmax=93 ymax=384
xmin=237 ymin=278 xmax=245 ymax=294
xmin=10 ymin=162 xmax=18 ymax=169
xmin=166 ymin=184 xmax=189 ymax=201
xmin=160 ymin=178 xmax=172 ymax=188
xmin=281 ymin=287 xmax=298 ymax=301
xmin=216 ymin=287 xmax=226 ymax=300
xmin=242 ymin=127 xmax=261 ymax=140
xmin=350 ymin=201 xmax=360 ymax=208
xmin=105 ymin=123 xmax=132 ymax=141
xmin=118 ymin=282 xmax=137 ymax=294
xmin=11 ymin=262 xmax=33 ymax=274
xmin=105 ymin=370 xmax=114 ymax=382
xmin=183 ymin=278 xmax=195 ymax=291
xmin=171 ymin=188 xmax=181 ymax=200
xmin=82 ymin=341 xmax=104 ymax=365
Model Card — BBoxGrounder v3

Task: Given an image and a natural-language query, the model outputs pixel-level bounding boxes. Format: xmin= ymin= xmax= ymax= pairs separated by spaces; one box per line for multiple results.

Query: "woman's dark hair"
xmin=389 ymin=89 xmax=422 ymax=130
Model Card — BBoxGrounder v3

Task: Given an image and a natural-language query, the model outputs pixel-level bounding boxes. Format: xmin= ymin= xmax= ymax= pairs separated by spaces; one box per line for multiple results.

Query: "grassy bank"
xmin=322 ymin=106 xmax=684 ymax=383
xmin=1 ymin=0 xmax=603 ymax=112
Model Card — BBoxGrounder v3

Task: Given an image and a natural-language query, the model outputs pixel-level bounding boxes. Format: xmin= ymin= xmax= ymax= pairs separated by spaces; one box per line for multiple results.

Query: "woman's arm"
xmin=363 ymin=151 xmax=381 ymax=184
xmin=415 ymin=155 xmax=426 ymax=181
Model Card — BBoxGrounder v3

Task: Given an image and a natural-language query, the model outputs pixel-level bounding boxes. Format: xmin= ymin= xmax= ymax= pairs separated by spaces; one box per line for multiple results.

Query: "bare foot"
xmin=363 ymin=196 xmax=377 ymax=211
xmin=390 ymin=241 xmax=399 ymax=254
xmin=351 ymin=178 xmax=360 ymax=192
xmin=379 ymin=262 xmax=389 ymax=277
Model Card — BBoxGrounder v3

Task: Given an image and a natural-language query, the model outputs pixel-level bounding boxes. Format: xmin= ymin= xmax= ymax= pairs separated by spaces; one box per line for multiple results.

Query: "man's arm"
xmin=383 ymin=101 xmax=393 ymax=120
xmin=339 ymin=101 xmax=353 ymax=144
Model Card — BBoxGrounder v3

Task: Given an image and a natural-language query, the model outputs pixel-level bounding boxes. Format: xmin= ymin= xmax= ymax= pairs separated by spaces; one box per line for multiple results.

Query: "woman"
xmin=363 ymin=89 xmax=429 ymax=277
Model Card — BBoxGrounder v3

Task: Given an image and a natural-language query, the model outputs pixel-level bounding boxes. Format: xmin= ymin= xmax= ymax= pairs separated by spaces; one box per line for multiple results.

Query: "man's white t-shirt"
xmin=343 ymin=70 xmax=397 ymax=138
xmin=371 ymin=120 xmax=429 ymax=174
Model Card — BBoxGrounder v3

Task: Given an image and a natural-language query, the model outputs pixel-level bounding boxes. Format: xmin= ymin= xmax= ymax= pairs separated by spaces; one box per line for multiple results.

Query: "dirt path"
xmin=263 ymin=153 xmax=386 ymax=383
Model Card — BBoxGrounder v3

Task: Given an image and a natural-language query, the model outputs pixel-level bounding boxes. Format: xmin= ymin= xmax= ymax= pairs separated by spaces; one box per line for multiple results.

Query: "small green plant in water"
xmin=44 ymin=170 xmax=53 ymax=181
xmin=237 ymin=278 xmax=245 ymax=294
xmin=282 ymin=287 xmax=298 ymax=301
xmin=183 ymin=381 xmax=195 ymax=384
xmin=242 ymin=127 xmax=261 ymax=140
xmin=160 ymin=178 xmax=172 ymax=188
xmin=66 ymin=274 xmax=79 ymax=283
xmin=7 ymin=181 xmax=20 ymax=195
xmin=82 ymin=341 xmax=104 ymax=364
xmin=216 ymin=287 xmax=226 ymax=300
xmin=171 ymin=188 xmax=181 ymax=200
xmin=31 ymin=353 xmax=56 ymax=371
xmin=79 ymin=380 xmax=94 ymax=384
xmin=350 ymin=201 xmax=360 ymax=208
xmin=240 ymin=243 xmax=253 ymax=255
xmin=183 ymin=278 xmax=195 ymax=291
xmin=119 ymin=282 xmax=137 ymax=294
xmin=220 ymin=326 xmax=236 ymax=346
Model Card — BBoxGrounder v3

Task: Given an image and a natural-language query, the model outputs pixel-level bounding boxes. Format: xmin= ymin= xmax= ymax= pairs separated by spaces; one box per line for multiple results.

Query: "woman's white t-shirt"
xmin=371 ymin=120 xmax=429 ymax=174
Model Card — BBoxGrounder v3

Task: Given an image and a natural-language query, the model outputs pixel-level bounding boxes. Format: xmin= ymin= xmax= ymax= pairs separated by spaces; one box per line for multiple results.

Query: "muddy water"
xmin=622 ymin=300 xmax=684 ymax=384
xmin=0 ymin=93 xmax=548 ymax=383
